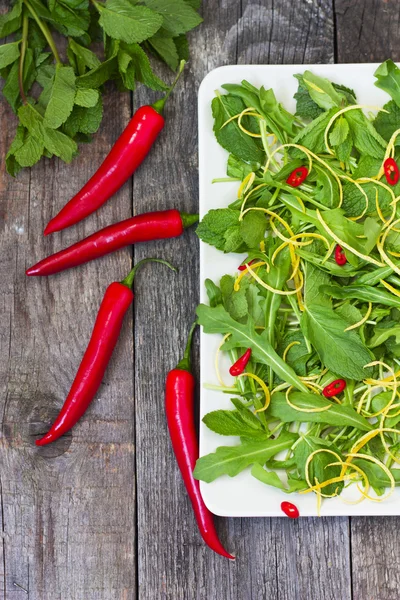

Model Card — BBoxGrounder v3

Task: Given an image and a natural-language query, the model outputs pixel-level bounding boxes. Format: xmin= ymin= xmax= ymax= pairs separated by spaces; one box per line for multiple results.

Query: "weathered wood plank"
xmin=335 ymin=3 xmax=400 ymax=599
xmin=0 ymin=24 xmax=136 ymax=597
xmin=133 ymin=2 xmax=351 ymax=600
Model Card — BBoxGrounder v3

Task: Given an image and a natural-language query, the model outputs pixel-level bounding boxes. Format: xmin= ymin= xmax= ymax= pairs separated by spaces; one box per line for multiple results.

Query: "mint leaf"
xmin=76 ymin=56 xmax=118 ymax=88
xmin=44 ymin=64 xmax=76 ymax=129
xmin=122 ymin=42 xmax=167 ymax=90
xmin=292 ymin=109 xmax=337 ymax=155
xmin=329 ymin=115 xmax=349 ymax=146
xmin=293 ymin=74 xmax=324 ymax=120
xmin=193 ymin=433 xmax=297 ymax=483
xmin=196 ymin=208 xmax=241 ymax=251
xmin=74 ymin=87 xmax=99 ymax=107
xmin=3 ymin=48 xmax=35 ymax=113
xmin=49 ymin=0 xmax=90 ymax=38
xmin=174 ymin=33 xmax=189 ymax=61
xmin=240 ymin=210 xmax=266 ymax=248
xmin=14 ymin=132 xmax=44 ymax=167
xmin=68 ymin=39 xmax=101 ymax=71
xmin=0 ymin=0 xmax=22 ymax=37
xmin=144 ymin=0 xmax=202 ymax=37
xmin=6 ymin=124 xmax=25 ymax=176
xmin=374 ymin=60 xmax=400 ymax=108
xmin=220 ymin=274 xmax=248 ymax=321
xmin=345 ymin=110 xmax=386 ymax=159
xmin=202 ymin=408 xmax=267 ymax=438
xmin=0 ymin=41 xmax=20 ymax=69
xmin=63 ymin=97 xmax=103 ymax=136
xmin=148 ymin=29 xmax=179 ymax=70
xmin=302 ymin=70 xmax=347 ymax=110
xmin=98 ymin=0 xmax=163 ymax=44
xmin=374 ymin=100 xmax=400 ymax=142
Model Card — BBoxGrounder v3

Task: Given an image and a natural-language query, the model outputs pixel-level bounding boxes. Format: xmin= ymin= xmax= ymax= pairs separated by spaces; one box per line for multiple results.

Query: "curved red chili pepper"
xmin=334 ymin=244 xmax=347 ymax=266
xmin=286 ymin=166 xmax=308 ymax=187
xmin=238 ymin=259 xmax=257 ymax=271
xmin=322 ymin=379 xmax=346 ymax=398
xmin=229 ymin=348 xmax=252 ymax=376
xmin=44 ymin=63 xmax=186 ymax=235
xmin=26 ymin=210 xmax=198 ymax=276
xmin=384 ymin=158 xmax=399 ymax=186
xmin=165 ymin=324 xmax=234 ymax=560
xmin=281 ymin=501 xmax=299 ymax=518
xmin=36 ymin=258 xmax=175 ymax=446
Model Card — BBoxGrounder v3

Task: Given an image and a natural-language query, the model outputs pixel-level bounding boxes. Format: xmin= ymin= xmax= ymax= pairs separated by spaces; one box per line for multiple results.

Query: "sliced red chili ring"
xmin=322 ymin=379 xmax=346 ymax=398
xmin=281 ymin=501 xmax=299 ymax=518
xmin=238 ymin=259 xmax=257 ymax=271
xmin=286 ymin=166 xmax=308 ymax=188
xmin=384 ymin=158 xmax=399 ymax=186
xmin=334 ymin=245 xmax=347 ymax=266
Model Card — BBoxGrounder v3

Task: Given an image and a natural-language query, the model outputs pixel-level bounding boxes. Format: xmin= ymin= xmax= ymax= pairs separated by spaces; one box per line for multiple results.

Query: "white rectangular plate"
xmin=198 ymin=63 xmax=400 ymax=517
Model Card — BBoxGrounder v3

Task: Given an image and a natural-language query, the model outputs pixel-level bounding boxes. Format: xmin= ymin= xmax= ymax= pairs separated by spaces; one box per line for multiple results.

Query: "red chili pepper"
xmin=165 ymin=324 xmax=234 ymax=560
xmin=26 ymin=210 xmax=198 ymax=277
xmin=238 ymin=259 xmax=257 ymax=271
xmin=322 ymin=379 xmax=346 ymax=398
xmin=384 ymin=158 xmax=400 ymax=186
xmin=36 ymin=258 xmax=175 ymax=446
xmin=44 ymin=63 xmax=186 ymax=235
xmin=286 ymin=166 xmax=308 ymax=187
xmin=334 ymin=244 xmax=347 ymax=266
xmin=229 ymin=348 xmax=252 ymax=376
xmin=281 ymin=501 xmax=299 ymax=519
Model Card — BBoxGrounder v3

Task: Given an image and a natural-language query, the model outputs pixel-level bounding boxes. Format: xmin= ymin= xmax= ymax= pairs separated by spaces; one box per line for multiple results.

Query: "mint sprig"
xmin=0 ymin=0 xmax=202 ymax=175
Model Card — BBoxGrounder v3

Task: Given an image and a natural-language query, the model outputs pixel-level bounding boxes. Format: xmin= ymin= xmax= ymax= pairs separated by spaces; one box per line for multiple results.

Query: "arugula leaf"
xmin=44 ymin=64 xmax=76 ymax=129
xmin=251 ymin=464 xmax=307 ymax=493
xmin=212 ymin=93 xmax=264 ymax=164
xmin=301 ymin=303 xmax=373 ymax=380
xmin=293 ymin=74 xmax=324 ymax=120
xmin=144 ymin=0 xmax=202 ymax=37
xmin=97 ymin=0 xmax=163 ymax=44
xmin=374 ymin=60 xmax=400 ymax=107
xmin=320 ymin=284 xmax=400 ymax=310
xmin=204 ymin=279 xmax=222 ymax=308
xmin=269 ymin=392 xmax=372 ymax=431
xmin=259 ymin=86 xmax=296 ymax=136
xmin=302 ymin=71 xmax=347 ymax=110
xmin=193 ymin=433 xmax=297 ymax=483
xmin=196 ymin=304 xmax=309 ymax=392
xmin=303 ymin=262 xmax=331 ymax=308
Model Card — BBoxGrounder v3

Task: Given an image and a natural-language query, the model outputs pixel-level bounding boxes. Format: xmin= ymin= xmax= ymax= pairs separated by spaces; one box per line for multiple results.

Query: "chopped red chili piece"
xmin=334 ymin=245 xmax=347 ymax=266
xmin=286 ymin=166 xmax=308 ymax=187
xmin=238 ymin=259 xmax=257 ymax=271
xmin=322 ymin=379 xmax=346 ymax=398
xmin=229 ymin=348 xmax=252 ymax=376
xmin=384 ymin=158 xmax=399 ymax=186
xmin=281 ymin=501 xmax=299 ymax=518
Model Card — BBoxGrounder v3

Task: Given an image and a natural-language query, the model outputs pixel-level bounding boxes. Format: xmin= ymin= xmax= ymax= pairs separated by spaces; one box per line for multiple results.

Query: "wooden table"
xmin=1 ymin=1 xmax=400 ymax=598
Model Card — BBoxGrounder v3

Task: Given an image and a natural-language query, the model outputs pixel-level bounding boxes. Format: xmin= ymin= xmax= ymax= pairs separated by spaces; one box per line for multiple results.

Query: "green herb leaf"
xmin=193 ymin=433 xmax=297 ymax=483
xmin=320 ymin=284 xmax=400 ymax=309
xmin=98 ymin=0 xmax=163 ymax=44
xmin=121 ymin=42 xmax=167 ymax=90
xmin=301 ymin=303 xmax=373 ymax=380
xmin=240 ymin=210 xmax=266 ymax=249
xmin=204 ymin=278 xmax=222 ymax=308
xmin=329 ymin=115 xmax=349 ymax=146
xmin=44 ymin=64 xmax=76 ymax=129
xmin=0 ymin=0 xmax=22 ymax=37
xmin=251 ymin=464 xmax=308 ymax=493
xmin=196 ymin=208 xmax=241 ymax=252
xmin=202 ymin=408 xmax=267 ymax=438
xmin=0 ymin=41 xmax=20 ymax=69
xmin=220 ymin=274 xmax=248 ymax=321
xmin=374 ymin=60 xmax=400 ymax=108
xmin=374 ymin=100 xmax=400 ymax=142
xmin=74 ymin=87 xmax=99 ymax=107
xmin=144 ymin=0 xmax=202 ymax=37
xmin=148 ymin=29 xmax=179 ymax=70
xmin=302 ymin=71 xmax=347 ymax=110
xmin=293 ymin=74 xmax=324 ymax=120
xmin=293 ymin=436 xmax=343 ymax=496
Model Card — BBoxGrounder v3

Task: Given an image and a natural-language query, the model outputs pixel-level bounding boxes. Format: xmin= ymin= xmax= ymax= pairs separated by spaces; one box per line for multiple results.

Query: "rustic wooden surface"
xmin=1 ymin=0 xmax=399 ymax=598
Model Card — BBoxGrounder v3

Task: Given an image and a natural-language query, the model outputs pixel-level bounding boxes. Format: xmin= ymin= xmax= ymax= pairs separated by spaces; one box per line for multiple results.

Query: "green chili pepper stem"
xmin=121 ymin=258 xmax=176 ymax=289
xmin=181 ymin=213 xmax=199 ymax=229
xmin=152 ymin=60 xmax=186 ymax=115
xmin=176 ymin=321 xmax=197 ymax=372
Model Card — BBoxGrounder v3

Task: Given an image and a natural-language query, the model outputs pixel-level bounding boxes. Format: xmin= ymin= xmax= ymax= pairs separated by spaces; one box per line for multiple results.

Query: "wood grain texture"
xmin=0 ymin=12 xmax=136 ymax=594
xmin=335 ymin=3 xmax=400 ymax=599
xmin=133 ymin=2 xmax=351 ymax=600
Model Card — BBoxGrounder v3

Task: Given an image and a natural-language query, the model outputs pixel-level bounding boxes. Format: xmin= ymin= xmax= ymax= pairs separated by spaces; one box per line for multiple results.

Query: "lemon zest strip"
xmin=344 ymin=302 xmax=372 ymax=331
xmin=237 ymin=373 xmax=270 ymax=413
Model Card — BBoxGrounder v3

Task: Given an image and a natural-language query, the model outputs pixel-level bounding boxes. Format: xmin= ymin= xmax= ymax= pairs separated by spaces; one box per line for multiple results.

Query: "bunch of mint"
xmin=0 ymin=0 xmax=202 ymax=175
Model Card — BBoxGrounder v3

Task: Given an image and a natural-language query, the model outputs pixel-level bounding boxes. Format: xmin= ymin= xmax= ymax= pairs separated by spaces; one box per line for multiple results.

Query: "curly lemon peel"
xmin=377 ymin=127 xmax=400 ymax=179
xmin=304 ymin=449 xmax=342 ymax=499
xmin=299 ymin=368 xmax=329 ymax=381
xmin=374 ymin=188 xmax=387 ymax=224
xmin=356 ymin=176 xmax=397 ymax=209
xmin=221 ymin=106 xmax=263 ymax=134
xmin=327 ymin=460 xmax=371 ymax=504
xmin=215 ymin=333 xmax=231 ymax=387
xmin=296 ymin=196 xmax=306 ymax=213
xmin=380 ymin=279 xmax=400 ymax=298
xmin=344 ymin=453 xmax=395 ymax=503
xmin=321 ymin=242 xmax=336 ymax=265
xmin=239 ymin=261 xmax=304 ymax=296
xmin=377 ymin=218 xmax=400 ymax=276
xmin=234 ymin=261 xmax=270 ymax=292
xmin=237 ymin=373 xmax=270 ymax=412
xmin=316 ymin=209 xmax=384 ymax=267
xmin=344 ymin=302 xmax=372 ymax=331
xmin=264 ymin=142 xmax=312 ymax=174
xmin=237 ymin=171 xmax=256 ymax=200
xmin=239 ymin=183 xmax=270 ymax=215
xmin=282 ymin=341 xmax=301 ymax=362
xmin=238 ymin=110 xmax=265 ymax=138
xmin=324 ymin=105 xmax=389 ymax=156
xmin=285 ymin=386 xmax=331 ymax=413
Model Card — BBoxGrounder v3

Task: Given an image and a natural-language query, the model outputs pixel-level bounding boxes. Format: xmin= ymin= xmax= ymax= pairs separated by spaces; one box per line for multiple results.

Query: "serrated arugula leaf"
xmin=44 ymin=64 xmax=76 ymax=129
xmin=302 ymin=70 xmax=347 ymax=110
xmin=196 ymin=303 xmax=309 ymax=392
xmin=204 ymin=278 xmax=222 ymax=308
xmin=144 ymin=0 xmax=202 ymax=37
xmin=0 ymin=41 xmax=20 ymax=69
xmin=193 ymin=433 xmax=297 ymax=483
xmin=202 ymin=407 xmax=267 ymax=438
xmin=251 ymin=464 xmax=307 ymax=493
xmin=148 ymin=29 xmax=179 ymax=70
xmin=374 ymin=60 xmax=400 ymax=108
xmin=98 ymin=0 xmax=163 ymax=44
